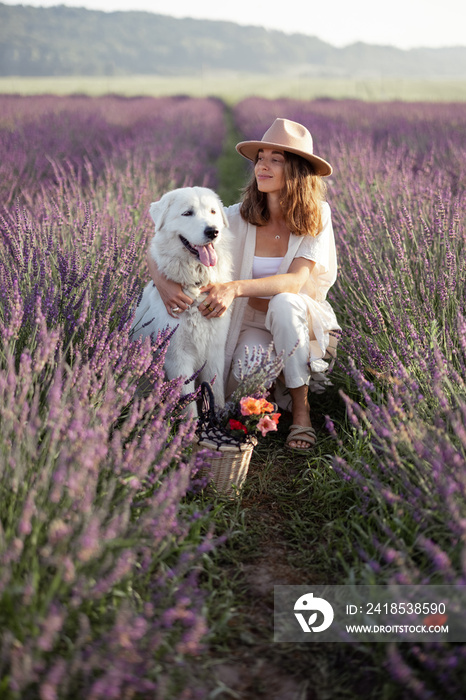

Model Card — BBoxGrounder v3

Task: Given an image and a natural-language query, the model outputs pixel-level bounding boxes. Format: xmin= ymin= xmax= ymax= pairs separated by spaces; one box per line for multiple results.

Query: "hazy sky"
xmin=3 ymin=0 xmax=466 ymax=49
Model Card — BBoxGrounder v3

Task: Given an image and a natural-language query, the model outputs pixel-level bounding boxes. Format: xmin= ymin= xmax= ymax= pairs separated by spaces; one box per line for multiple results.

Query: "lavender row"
xmin=233 ymin=97 xmax=466 ymax=697
xmin=0 ymin=96 xmax=228 ymax=699
xmin=0 ymin=95 xmax=226 ymax=206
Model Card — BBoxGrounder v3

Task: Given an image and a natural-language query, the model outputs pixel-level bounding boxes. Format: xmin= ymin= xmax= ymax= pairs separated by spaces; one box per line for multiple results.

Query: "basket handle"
xmin=199 ymin=381 xmax=217 ymax=424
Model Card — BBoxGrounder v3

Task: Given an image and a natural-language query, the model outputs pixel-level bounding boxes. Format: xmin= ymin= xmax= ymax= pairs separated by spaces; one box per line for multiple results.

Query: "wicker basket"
xmin=193 ymin=438 xmax=255 ymax=495
xmin=194 ymin=382 xmax=257 ymax=497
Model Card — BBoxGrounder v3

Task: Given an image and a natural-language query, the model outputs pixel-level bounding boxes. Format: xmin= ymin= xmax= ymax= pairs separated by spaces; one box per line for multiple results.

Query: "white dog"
xmin=131 ymin=186 xmax=232 ymax=414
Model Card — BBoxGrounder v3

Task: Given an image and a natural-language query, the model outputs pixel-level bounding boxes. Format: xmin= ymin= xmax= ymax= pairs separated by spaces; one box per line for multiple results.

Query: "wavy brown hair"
xmin=239 ymin=151 xmax=327 ymax=237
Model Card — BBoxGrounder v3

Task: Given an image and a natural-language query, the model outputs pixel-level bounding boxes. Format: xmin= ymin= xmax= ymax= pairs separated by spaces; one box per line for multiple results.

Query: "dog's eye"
xmin=211 ymin=209 xmax=217 ymax=215
xmin=182 ymin=209 xmax=194 ymax=217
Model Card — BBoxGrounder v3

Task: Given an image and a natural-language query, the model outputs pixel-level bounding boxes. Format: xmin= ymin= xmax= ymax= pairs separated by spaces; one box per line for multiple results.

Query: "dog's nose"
xmin=204 ymin=226 xmax=219 ymax=240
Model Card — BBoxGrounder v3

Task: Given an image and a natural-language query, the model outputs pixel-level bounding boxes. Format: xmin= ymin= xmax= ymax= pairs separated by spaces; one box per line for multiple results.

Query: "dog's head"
xmin=149 ymin=187 xmax=229 ymax=268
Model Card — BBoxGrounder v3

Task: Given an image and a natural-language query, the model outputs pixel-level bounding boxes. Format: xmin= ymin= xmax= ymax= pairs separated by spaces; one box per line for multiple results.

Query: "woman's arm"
xmin=200 ymin=257 xmax=316 ymax=317
xmin=146 ymin=250 xmax=193 ymax=317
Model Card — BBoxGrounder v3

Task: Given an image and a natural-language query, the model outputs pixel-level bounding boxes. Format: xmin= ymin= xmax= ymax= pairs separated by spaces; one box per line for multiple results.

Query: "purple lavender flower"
xmin=0 ymin=94 xmax=228 ymax=699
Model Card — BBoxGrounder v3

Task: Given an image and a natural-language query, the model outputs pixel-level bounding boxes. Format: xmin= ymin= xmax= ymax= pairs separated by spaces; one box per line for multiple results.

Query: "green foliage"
xmin=1 ymin=3 xmax=466 ymax=79
xmin=216 ymin=107 xmax=249 ymax=205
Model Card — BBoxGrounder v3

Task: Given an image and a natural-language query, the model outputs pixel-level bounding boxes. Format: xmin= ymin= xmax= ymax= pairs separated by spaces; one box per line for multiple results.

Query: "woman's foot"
xmin=287 ymin=385 xmax=316 ymax=450
xmin=286 ymin=424 xmax=316 ymax=451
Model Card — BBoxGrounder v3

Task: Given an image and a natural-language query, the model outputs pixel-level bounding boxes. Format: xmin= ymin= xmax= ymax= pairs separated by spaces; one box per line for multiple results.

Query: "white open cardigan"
xmin=223 ymin=202 xmax=341 ymax=390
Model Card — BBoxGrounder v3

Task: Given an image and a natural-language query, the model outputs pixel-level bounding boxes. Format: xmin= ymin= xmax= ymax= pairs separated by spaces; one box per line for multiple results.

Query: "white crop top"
xmin=252 ymin=255 xmax=284 ymax=299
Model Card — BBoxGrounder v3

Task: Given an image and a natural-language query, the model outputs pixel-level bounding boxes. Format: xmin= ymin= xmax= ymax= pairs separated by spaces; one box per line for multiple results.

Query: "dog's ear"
xmin=149 ymin=193 xmax=173 ymax=231
xmin=149 ymin=200 xmax=163 ymax=230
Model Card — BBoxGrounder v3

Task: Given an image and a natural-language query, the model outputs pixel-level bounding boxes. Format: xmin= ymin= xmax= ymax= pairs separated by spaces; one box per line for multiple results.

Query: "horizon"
xmin=1 ymin=0 xmax=466 ymax=50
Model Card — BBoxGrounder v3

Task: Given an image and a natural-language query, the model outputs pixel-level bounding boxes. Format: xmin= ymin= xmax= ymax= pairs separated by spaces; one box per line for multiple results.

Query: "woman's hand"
xmin=197 ymin=258 xmax=316 ymax=319
xmin=199 ymin=282 xmax=237 ymax=318
xmin=147 ymin=250 xmax=193 ymax=318
xmin=157 ymin=278 xmax=194 ymax=318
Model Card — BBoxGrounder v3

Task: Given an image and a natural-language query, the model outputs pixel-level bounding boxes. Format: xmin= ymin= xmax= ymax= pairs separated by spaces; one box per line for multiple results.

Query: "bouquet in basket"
xmin=194 ymin=345 xmax=289 ymax=495
xmin=197 ymin=344 xmax=284 ymax=448
xmin=222 ymin=395 xmax=280 ymax=440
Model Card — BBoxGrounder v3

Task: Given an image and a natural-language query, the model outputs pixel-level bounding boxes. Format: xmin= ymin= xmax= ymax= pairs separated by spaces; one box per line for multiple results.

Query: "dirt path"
xmin=202 ymin=111 xmax=363 ymax=700
xmin=206 ymin=455 xmax=343 ymax=700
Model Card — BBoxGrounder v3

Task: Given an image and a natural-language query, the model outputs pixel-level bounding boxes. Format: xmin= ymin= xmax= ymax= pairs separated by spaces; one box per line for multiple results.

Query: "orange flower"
xmin=257 ymin=398 xmax=274 ymax=413
xmin=239 ymin=396 xmax=263 ymax=416
xmin=239 ymin=396 xmax=275 ymax=416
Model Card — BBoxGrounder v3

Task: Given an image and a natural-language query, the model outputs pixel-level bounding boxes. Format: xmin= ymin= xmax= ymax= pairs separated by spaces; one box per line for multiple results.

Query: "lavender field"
xmin=0 ymin=94 xmax=465 ymax=699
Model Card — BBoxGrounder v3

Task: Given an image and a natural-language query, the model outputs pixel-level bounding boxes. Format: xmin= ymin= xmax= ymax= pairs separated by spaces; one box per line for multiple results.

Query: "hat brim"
xmin=235 ymin=140 xmax=332 ymax=177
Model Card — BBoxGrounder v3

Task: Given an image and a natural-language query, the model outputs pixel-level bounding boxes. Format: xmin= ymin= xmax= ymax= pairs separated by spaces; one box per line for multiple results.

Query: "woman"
xmin=148 ymin=118 xmax=340 ymax=450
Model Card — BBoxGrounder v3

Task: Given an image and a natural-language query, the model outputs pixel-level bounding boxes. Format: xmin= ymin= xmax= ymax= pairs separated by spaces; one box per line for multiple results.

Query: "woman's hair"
xmin=240 ymin=151 xmax=327 ymax=237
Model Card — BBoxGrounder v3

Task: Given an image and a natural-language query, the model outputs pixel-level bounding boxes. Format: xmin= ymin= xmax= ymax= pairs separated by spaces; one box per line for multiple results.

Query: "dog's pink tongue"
xmin=196 ymin=243 xmax=217 ymax=267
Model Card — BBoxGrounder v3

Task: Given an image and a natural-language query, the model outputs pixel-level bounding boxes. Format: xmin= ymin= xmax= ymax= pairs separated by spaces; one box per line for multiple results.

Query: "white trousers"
xmin=232 ymin=293 xmax=313 ymax=390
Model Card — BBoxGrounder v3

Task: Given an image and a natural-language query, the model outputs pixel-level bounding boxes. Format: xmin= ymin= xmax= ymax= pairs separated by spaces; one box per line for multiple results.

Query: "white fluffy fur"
xmin=131 ymin=186 xmax=233 ymax=414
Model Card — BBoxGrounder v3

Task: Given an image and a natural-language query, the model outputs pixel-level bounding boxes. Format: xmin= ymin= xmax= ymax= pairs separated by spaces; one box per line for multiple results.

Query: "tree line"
xmin=1 ymin=3 xmax=466 ymax=78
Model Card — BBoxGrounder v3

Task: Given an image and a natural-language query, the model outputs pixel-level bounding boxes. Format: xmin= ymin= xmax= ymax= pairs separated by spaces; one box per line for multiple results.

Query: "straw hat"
xmin=236 ymin=118 xmax=332 ymax=177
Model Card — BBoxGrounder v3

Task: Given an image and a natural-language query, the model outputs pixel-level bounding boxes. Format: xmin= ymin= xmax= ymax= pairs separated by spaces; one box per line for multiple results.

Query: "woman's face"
xmin=254 ymin=148 xmax=286 ymax=195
